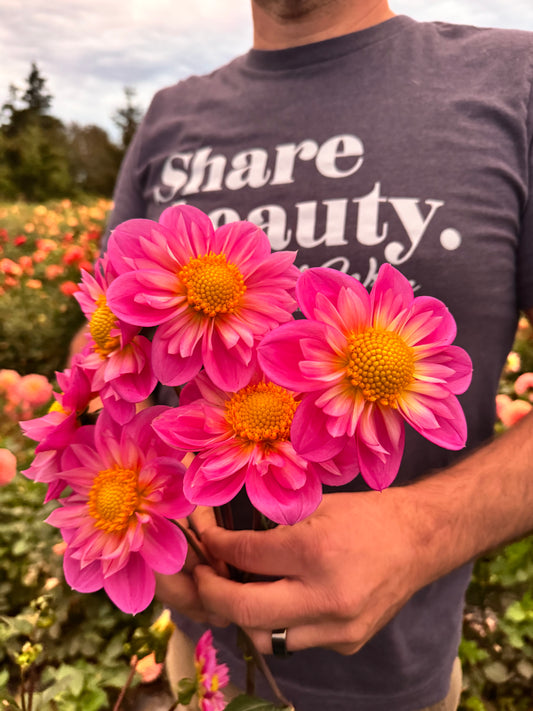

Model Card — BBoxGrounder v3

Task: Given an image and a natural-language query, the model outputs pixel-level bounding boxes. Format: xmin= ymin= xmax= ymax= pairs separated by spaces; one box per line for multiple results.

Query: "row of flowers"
xmin=0 ymin=199 xmax=110 ymax=298
xmin=20 ymin=204 xmax=473 ymax=617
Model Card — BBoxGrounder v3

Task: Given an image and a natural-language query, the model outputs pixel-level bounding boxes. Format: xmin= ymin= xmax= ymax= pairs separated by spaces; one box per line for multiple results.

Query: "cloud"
xmin=0 ymin=0 xmax=252 ymax=137
xmin=2 ymin=0 xmax=533 ymax=140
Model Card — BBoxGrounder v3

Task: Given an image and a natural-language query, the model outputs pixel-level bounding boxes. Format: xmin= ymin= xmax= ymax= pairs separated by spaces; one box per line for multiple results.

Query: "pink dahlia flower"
xmin=153 ymin=370 xmax=357 ymax=525
xmin=21 ymin=355 xmax=95 ymax=501
xmin=194 ymin=630 xmax=229 ymax=711
xmin=105 ymin=205 xmax=299 ymax=392
xmin=46 ymin=407 xmax=193 ymax=614
xmin=75 ymin=254 xmax=157 ymax=424
xmin=258 ymin=265 xmax=473 ymax=490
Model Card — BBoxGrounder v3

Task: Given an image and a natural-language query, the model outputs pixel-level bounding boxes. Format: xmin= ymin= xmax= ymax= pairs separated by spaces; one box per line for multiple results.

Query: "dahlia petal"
xmin=100 ymin=389 xmax=136 ymax=425
xmin=108 ymin=218 xmax=178 ymax=273
xmin=400 ymin=296 xmax=457 ymax=347
xmin=400 ymin=393 xmax=468 ymax=449
xmin=370 ymin=264 xmax=413 ymax=330
xmin=151 ymin=331 xmax=203 ymax=387
xmin=104 ymin=553 xmax=155 ymax=614
xmin=106 ymin=272 xmax=177 ymax=327
xmin=291 ymin=394 xmax=347 ymax=460
xmin=244 ymin=249 xmax=299 ymax=286
xmin=258 ymin=320 xmax=330 ymax=391
xmin=313 ymin=438 xmax=359 ymax=486
xmin=63 ymin=549 xmax=104 ymax=593
xmin=140 ymin=516 xmax=188 ymax=574
xmin=153 ymin=404 xmax=226 ymax=450
xmin=159 ymin=204 xmax=214 ymax=258
xmin=356 ymin=406 xmax=405 ymax=490
xmin=416 ymin=345 xmax=473 ymax=394
xmin=213 ymin=220 xmax=271 ymax=267
xmin=246 ymin=464 xmax=322 ymax=525
xmin=184 ymin=456 xmax=246 ymax=506
xmin=203 ymin=331 xmax=255 ymax=391
xmin=297 ymin=267 xmax=370 ymax=320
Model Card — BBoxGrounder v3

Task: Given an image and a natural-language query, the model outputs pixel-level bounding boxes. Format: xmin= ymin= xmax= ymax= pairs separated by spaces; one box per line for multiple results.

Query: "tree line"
xmin=0 ymin=63 xmax=142 ymax=201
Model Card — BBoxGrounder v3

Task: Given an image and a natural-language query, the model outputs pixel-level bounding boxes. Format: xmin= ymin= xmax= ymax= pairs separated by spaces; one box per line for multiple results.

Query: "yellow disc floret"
xmin=89 ymin=294 xmax=120 ymax=358
xmin=346 ymin=328 xmax=415 ymax=407
xmin=225 ymin=381 xmax=298 ymax=442
xmin=179 ymin=252 xmax=246 ymax=317
xmin=88 ymin=467 xmax=140 ymax=534
xmin=48 ymin=399 xmax=69 ymax=416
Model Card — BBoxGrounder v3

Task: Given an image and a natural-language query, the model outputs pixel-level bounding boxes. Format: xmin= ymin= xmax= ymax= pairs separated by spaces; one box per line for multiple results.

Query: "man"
xmin=105 ymin=1 xmax=533 ymax=708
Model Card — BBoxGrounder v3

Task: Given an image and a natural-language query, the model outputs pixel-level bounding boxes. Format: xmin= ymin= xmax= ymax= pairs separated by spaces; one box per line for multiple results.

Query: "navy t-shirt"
xmin=105 ymin=15 xmax=533 ymax=710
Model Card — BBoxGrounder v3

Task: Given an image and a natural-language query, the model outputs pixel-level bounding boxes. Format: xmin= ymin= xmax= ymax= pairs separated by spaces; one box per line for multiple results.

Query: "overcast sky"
xmin=2 ymin=0 xmax=533 ymax=141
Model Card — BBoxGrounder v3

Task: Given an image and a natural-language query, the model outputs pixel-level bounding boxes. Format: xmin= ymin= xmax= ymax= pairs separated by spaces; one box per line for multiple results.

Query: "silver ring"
xmin=271 ymin=628 xmax=291 ymax=657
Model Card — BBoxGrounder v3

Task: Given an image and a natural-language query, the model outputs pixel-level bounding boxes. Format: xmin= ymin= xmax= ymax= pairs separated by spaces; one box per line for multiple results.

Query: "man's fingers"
xmin=189 ymin=505 xmax=218 ymax=536
xmin=195 ymin=564 xmax=322 ymax=630
xmin=201 ymin=524 xmax=310 ymax=578
xmin=154 ymin=570 xmax=230 ymax=627
xmin=154 ymin=571 xmax=207 ymax=622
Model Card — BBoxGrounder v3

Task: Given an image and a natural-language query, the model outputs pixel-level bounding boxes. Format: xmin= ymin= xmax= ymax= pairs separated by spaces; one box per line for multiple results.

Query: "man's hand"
xmin=155 ymin=506 xmax=230 ymax=627
xmin=195 ymin=404 xmax=533 ymax=656
xmin=194 ymin=489 xmax=427 ymax=655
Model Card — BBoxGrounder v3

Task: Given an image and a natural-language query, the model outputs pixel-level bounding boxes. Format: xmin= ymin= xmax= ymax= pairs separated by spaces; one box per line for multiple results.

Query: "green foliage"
xmin=459 ymin=317 xmax=533 ymax=710
xmin=0 ymin=63 xmax=141 ymax=201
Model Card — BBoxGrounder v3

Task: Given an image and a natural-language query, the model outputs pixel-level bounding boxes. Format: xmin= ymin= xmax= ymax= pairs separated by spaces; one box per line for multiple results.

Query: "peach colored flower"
xmin=514 ymin=372 xmax=533 ymax=398
xmin=26 ymin=279 xmax=43 ymax=290
xmin=0 ymin=448 xmax=17 ymax=486
xmin=498 ymin=398 xmax=532 ymax=427
xmin=0 ymin=258 xmax=22 ymax=276
xmin=135 ymin=652 xmax=163 ymax=683
xmin=52 ymin=540 xmax=68 ymax=556
xmin=45 ymin=264 xmax=65 ymax=280
xmin=36 ymin=238 xmax=57 ymax=253
xmin=17 ymin=374 xmax=53 ymax=407
xmin=18 ymin=256 xmax=34 ymax=274
xmin=0 ymin=369 xmax=21 ymax=395
xmin=495 ymin=394 xmax=512 ymax=421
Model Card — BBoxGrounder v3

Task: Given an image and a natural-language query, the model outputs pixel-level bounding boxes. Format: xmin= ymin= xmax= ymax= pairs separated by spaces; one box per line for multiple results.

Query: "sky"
xmin=2 ymin=0 xmax=533 ymax=142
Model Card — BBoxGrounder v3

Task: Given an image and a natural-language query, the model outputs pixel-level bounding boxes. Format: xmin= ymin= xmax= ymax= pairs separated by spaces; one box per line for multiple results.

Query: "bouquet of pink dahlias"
xmin=21 ymin=204 xmax=472 ymax=625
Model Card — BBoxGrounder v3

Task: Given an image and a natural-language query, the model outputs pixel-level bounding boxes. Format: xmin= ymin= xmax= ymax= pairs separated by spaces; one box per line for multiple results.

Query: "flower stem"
xmin=112 ymin=655 xmax=138 ymax=711
xmin=240 ymin=630 xmax=294 ymax=710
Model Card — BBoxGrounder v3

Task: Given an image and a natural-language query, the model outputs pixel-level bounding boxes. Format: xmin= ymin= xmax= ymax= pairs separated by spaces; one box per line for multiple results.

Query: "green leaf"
xmin=225 ymin=694 xmax=293 ymax=711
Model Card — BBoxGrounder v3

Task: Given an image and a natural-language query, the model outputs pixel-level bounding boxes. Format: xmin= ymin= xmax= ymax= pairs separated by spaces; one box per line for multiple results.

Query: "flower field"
xmin=1 ymin=199 xmax=533 ymax=710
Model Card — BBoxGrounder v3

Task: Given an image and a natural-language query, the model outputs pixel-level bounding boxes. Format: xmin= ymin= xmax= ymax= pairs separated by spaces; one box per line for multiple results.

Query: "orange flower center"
xmin=89 ymin=294 xmax=120 ymax=358
xmin=179 ymin=252 xmax=246 ymax=317
xmin=88 ymin=467 xmax=140 ymax=534
xmin=346 ymin=328 xmax=415 ymax=407
xmin=225 ymin=382 xmax=298 ymax=442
